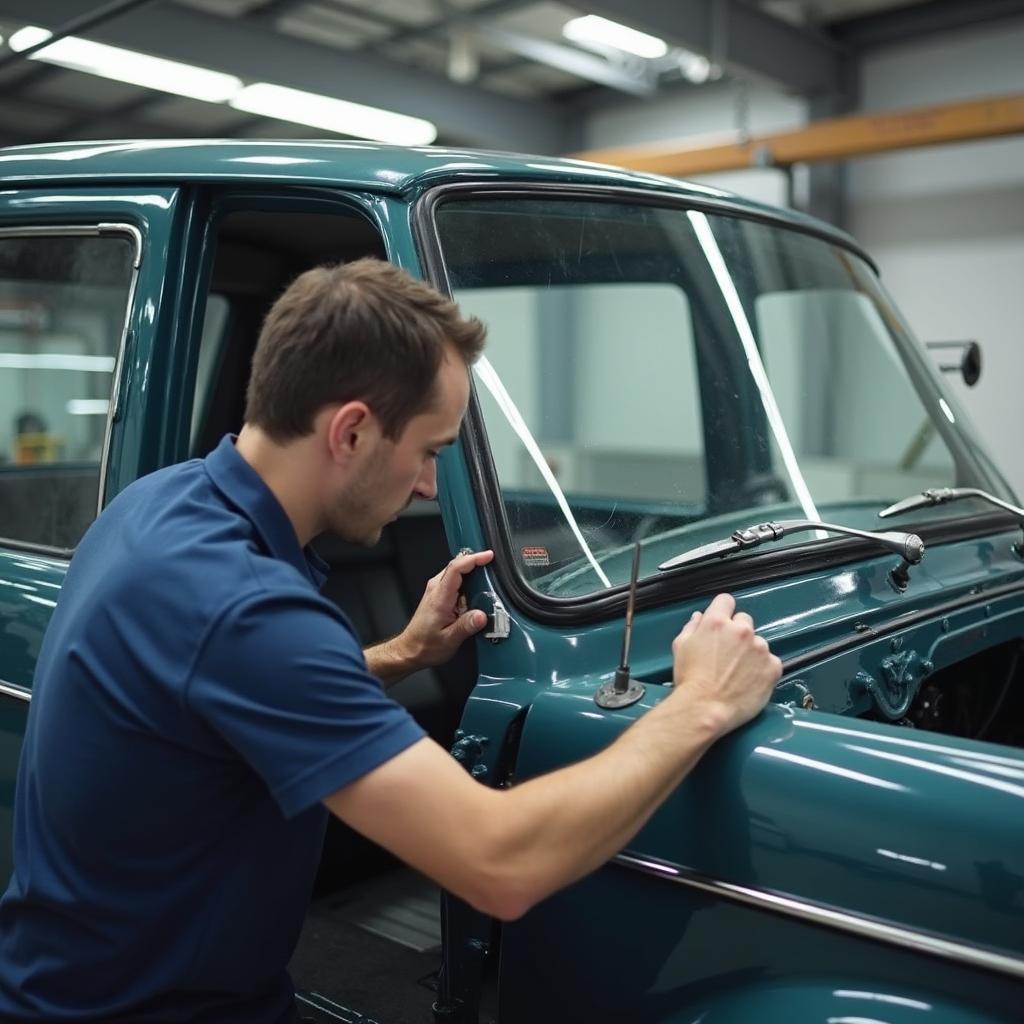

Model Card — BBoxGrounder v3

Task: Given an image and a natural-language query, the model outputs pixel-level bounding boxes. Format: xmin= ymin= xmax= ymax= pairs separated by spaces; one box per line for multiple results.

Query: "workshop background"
xmin=1 ymin=0 xmax=1021 ymax=491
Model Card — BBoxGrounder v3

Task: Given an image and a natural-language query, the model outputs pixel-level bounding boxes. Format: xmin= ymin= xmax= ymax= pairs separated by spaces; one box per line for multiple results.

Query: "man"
xmin=0 ymin=259 xmax=781 ymax=1022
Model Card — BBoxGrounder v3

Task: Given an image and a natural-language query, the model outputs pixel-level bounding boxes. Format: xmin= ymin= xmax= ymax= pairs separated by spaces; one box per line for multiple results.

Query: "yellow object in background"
xmin=14 ymin=431 xmax=63 ymax=464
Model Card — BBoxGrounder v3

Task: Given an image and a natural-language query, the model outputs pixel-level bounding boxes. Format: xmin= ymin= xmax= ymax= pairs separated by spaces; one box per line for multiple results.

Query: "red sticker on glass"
xmin=521 ymin=546 xmax=550 ymax=567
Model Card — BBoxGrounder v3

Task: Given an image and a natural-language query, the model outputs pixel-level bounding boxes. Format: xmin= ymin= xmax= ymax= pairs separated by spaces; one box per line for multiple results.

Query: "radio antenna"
xmin=595 ymin=543 xmax=647 ymax=709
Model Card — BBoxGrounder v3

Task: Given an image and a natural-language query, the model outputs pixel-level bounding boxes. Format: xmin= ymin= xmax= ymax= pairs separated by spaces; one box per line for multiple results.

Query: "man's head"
xmin=243 ymin=258 xmax=485 ymax=545
xmin=246 ymin=258 xmax=484 ymax=442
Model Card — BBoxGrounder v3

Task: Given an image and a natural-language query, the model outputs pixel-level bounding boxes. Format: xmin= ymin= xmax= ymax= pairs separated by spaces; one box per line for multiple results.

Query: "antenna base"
xmin=594 ymin=678 xmax=646 ymax=709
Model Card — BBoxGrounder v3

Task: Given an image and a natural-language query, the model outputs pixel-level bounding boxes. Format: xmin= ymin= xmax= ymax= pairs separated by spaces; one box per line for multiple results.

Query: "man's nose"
xmin=415 ymin=459 xmax=438 ymax=501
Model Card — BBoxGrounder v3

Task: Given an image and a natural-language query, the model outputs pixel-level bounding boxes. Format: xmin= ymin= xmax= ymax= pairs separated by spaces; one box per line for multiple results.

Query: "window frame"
xmin=0 ymin=222 xmax=142 ymax=557
xmin=414 ymin=181 xmax=1016 ymax=626
xmin=176 ymin=187 xmax=391 ymax=466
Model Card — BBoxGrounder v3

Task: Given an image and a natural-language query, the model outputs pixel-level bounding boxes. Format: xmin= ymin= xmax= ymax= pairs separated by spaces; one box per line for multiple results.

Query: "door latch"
xmin=474 ymin=593 xmax=510 ymax=643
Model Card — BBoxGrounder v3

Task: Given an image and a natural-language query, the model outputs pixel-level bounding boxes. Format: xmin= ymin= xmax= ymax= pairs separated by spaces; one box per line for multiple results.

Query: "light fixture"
xmin=562 ymin=15 xmax=668 ymax=60
xmin=6 ymin=24 xmax=437 ymax=145
xmin=678 ymin=51 xmax=713 ymax=84
xmin=0 ymin=353 xmax=115 ymax=372
xmin=230 ymin=83 xmax=437 ymax=145
xmin=66 ymin=399 xmax=110 ymax=416
xmin=8 ymin=26 xmax=242 ymax=103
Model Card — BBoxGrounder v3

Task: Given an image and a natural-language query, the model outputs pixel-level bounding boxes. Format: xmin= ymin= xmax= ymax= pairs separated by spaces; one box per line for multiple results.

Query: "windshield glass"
xmin=434 ymin=195 xmax=1011 ymax=598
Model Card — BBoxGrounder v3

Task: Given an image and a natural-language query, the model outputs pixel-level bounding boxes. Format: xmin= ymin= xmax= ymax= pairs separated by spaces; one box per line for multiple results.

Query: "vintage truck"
xmin=0 ymin=140 xmax=1022 ymax=1023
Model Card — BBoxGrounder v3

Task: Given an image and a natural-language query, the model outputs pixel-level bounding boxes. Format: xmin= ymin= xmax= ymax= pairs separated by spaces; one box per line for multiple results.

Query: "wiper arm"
xmin=658 ymin=519 xmax=925 ymax=591
xmin=879 ymin=487 xmax=1024 ymax=558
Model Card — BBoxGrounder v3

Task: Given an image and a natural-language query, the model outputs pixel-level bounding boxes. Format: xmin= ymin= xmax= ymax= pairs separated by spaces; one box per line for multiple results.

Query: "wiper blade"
xmin=658 ymin=519 xmax=924 ymax=591
xmin=880 ymin=486 xmax=1024 ymax=520
xmin=879 ymin=487 xmax=1024 ymax=557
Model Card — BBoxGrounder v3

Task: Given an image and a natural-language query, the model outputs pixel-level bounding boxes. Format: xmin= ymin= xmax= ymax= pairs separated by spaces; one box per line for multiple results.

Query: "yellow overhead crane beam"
xmin=572 ymin=93 xmax=1024 ymax=177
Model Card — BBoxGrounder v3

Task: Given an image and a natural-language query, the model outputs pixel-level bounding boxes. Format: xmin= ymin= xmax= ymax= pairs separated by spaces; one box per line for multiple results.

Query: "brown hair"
xmin=244 ymin=258 xmax=485 ymax=441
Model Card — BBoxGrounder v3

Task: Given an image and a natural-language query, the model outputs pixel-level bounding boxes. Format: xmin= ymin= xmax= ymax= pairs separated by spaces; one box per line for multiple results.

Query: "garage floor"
xmin=290 ymin=870 xmax=442 ymax=1023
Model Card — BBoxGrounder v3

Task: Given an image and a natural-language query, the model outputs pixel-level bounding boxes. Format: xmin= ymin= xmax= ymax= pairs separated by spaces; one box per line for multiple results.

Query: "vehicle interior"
xmin=190 ymin=201 xmax=471 ymax=1020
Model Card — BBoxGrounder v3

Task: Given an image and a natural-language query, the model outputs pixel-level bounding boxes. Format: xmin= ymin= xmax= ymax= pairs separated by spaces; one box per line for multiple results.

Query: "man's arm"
xmin=327 ymin=593 xmax=781 ymax=921
xmin=364 ymin=549 xmax=493 ymax=688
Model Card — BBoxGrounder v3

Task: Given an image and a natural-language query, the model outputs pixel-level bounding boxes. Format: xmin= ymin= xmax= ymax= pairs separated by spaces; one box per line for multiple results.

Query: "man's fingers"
xmin=453 ymin=548 xmax=495 ymax=571
xmin=733 ymin=611 xmax=754 ymax=633
xmin=450 ymin=609 xmax=488 ymax=639
xmin=703 ymin=593 xmax=736 ymax=621
xmin=438 ymin=549 xmax=493 ymax=584
xmin=677 ymin=610 xmax=702 ymax=642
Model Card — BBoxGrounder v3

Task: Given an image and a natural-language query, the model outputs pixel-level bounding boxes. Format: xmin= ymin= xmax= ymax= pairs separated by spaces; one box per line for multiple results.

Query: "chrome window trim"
xmin=0 ymin=680 xmax=31 ymax=703
xmin=0 ymin=223 xmax=142 ymax=543
xmin=614 ymin=851 xmax=1024 ymax=982
xmin=96 ymin=223 xmax=142 ymax=514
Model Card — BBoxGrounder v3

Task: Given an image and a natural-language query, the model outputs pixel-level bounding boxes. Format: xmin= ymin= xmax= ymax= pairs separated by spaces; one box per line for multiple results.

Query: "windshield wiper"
xmin=658 ymin=519 xmax=925 ymax=591
xmin=879 ymin=487 xmax=1024 ymax=557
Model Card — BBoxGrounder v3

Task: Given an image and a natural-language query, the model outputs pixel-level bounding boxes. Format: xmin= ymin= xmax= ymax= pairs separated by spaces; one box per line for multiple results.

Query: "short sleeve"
xmin=186 ymin=590 xmax=425 ymax=818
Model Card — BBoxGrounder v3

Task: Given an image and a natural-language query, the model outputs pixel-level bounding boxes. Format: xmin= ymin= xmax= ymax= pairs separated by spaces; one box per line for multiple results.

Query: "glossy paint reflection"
xmin=0 ymin=551 xmax=66 ymax=690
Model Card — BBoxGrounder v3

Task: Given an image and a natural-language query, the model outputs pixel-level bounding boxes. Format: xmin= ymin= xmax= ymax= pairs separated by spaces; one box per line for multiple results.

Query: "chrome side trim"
xmin=613 ymin=852 xmax=1024 ymax=982
xmin=0 ymin=680 xmax=31 ymax=703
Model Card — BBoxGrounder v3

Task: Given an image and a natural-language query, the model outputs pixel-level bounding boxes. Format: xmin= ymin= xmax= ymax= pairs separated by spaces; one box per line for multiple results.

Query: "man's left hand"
xmin=365 ymin=549 xmax=495 ymax=686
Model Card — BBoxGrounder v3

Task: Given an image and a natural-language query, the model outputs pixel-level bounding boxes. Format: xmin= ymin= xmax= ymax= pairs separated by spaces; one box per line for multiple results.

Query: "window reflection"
xmin=0 ymin=234 xmax=133 ymax=548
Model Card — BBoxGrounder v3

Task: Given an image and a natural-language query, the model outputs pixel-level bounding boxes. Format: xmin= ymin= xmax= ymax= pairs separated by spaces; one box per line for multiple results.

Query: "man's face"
xmin=328 ymin=351 xmax=470 ymax=545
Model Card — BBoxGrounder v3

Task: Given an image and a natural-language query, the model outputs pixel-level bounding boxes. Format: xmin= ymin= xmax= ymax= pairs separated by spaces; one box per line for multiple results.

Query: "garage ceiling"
xmin=0 ymin=0 xmax=1022 ymax=152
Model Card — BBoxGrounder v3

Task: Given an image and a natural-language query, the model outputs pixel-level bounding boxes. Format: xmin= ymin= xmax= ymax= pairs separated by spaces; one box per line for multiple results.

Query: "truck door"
xmin=0 ymin=187 xmax=182 ymax=881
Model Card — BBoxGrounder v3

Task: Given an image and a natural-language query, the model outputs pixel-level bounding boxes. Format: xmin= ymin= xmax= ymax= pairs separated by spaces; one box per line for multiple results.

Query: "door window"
xmin=0 ymin=231 xmax=135 ymax=550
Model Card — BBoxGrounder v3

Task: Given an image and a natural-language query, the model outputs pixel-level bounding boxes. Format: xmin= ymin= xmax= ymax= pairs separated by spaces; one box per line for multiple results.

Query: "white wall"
xmin=584 ymin=79 xmax=805 ymax=209
xmin=456 ymin=283 xmax=707 ymax=501
xmin=454 ymin=288 xmax=539 ymax=488
xmin=847 ymin=18 xmax=1024 ymax=496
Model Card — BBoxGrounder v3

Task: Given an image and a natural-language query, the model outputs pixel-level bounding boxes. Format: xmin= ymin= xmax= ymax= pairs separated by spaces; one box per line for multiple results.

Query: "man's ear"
xmin=324 ymin=401 xmax=377 ymax=465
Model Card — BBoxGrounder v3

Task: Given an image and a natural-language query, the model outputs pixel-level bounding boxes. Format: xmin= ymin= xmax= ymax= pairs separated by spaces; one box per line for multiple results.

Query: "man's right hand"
xmin=669 ymin=593 xmax=782 ymax=739
xmin=326 ymin=590 xmax=783 ymax=923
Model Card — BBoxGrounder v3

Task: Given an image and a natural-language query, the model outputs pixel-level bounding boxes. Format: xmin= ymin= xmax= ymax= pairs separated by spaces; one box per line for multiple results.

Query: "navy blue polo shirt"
xmin=0 ymin=436 xmax=425 ymax=1022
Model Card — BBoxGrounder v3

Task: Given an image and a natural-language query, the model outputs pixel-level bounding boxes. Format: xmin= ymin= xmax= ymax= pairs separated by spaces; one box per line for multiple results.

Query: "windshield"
xmin=434 ymin=194 xmax=1012 ymax=598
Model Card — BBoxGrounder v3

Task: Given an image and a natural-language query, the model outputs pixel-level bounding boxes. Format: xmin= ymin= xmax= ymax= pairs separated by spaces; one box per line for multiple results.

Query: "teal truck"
xmin=0 ymin=140 xmax=1022 ymax=1022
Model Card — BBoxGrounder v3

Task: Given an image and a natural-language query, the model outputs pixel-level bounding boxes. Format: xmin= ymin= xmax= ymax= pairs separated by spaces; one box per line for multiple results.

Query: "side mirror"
xmin=926 ymin=340 xmax=982 ymax=387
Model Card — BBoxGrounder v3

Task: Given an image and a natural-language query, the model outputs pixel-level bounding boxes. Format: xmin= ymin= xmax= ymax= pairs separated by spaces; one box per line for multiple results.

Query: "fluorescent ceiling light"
xmin=7 ymin=25 xmax=436 ymax=145
xmin=8 ymin=26 xmax=242 ymax=103
xmin=563 ymin=15 xmax=668 ymax=60
xmin=66 ymin=399 xmax=110 ymax=416
xmin=0 ymin=353 xmax=115 ymax=372
xmin=230 ymin=83 xmax=437 ymax=145
xmin=679 ymin=52 xmax=713 ymax=84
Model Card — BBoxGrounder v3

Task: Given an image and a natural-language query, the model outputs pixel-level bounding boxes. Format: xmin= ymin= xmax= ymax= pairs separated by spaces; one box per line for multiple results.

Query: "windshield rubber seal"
xmin=413 ymin=181 xmax=1015 ymax=627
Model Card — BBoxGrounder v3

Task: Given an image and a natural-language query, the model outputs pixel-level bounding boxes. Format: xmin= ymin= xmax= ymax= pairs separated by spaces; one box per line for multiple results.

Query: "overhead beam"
xmin=476 ymin=25 xmax=655 ymax=96
xmin=0 ymin=0 xmax=158 ymax=72
xmin=379 ymin=0 xmax=536 ymax=50
xmin=0 ymin=0 xmax=566 ymax=152
xmin=572 ymin=93 xmax=1024 ymax=176
xmin=830 ymin=0 xmax=1024 ymax=49
xmin=583 ymin=0 xmax=845 ymax=96
xmin=250 ymin=0 xmax=402 ymax=34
